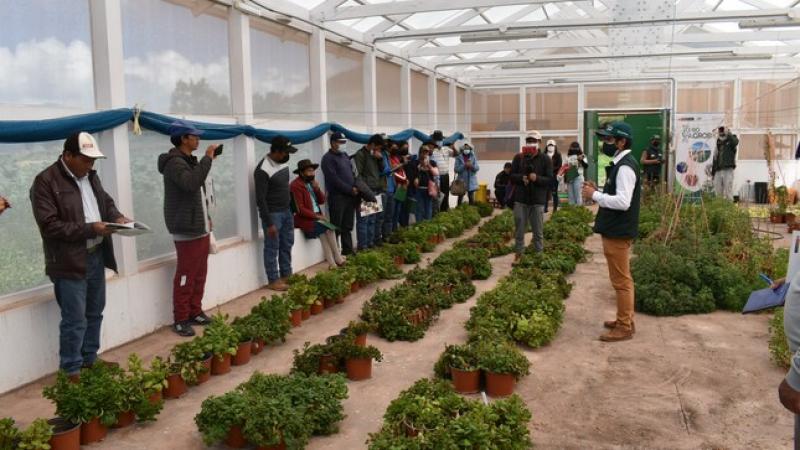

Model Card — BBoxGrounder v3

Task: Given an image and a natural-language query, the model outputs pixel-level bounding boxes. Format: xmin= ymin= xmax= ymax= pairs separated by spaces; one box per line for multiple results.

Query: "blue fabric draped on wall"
xmin=0 ymin=108 xmax=464 ymax=146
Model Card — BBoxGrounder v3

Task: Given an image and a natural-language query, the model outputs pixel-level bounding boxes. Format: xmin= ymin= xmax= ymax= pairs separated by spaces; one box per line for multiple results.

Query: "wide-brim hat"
xmin=293 ymin=159 xmax=319 ymax=174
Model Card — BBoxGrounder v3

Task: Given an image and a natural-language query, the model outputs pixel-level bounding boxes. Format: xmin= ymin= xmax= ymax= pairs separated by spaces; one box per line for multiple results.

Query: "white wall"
xmin=734 ymin=160 xmax=800 ymax=202
xmin=0 ymin=233 xmax=325 ymax=394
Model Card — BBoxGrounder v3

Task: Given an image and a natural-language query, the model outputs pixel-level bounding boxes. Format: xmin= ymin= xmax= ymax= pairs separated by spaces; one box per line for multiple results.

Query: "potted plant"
xmin=0 ymin=418 xmax=18 ymax=450
xmin=312 ymin=270 xmax=349 ymax=309
xmin=112 ymin=354 xmax=167 ymax=427
xmin=42 ymin=365 xmax=124 ymax=445
xmin=241 ymin=396 xmax=307 ymax=450
xmin=233 ymin=314 xmax=267 ymax=357
xmin=439 ymin=344 xmax=480 ymax=394
xmin=291 ymin=342 xmax=336 ymax=376
xmin=15 ymin=419 xmax=53 ymax=450
xmin=202 ymin=313 xmax=240 ymax=375
xmin=46 ymin=418 xmax=80 ymax=450
xmin=341 ymin=321 xmax=375 ymax=347
xmin=167 ymin=339 xmax=210 ymax=395
xmin=229 ymin=323 xmax=254 ymax=367
xmin=250 ymin=296 xmax=292 ymax=347
xmin=332 ymin=340 xmax=383 ymax=381
xmin=195 ymin=391 xmax=250 ymax=448
xmin=476 ymin=342 xmax=530 ymax=397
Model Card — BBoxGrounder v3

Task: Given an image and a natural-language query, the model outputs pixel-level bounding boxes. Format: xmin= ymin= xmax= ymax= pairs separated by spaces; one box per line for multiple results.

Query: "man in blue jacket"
xmin=321 ymin=132 xmax=359 ymax=255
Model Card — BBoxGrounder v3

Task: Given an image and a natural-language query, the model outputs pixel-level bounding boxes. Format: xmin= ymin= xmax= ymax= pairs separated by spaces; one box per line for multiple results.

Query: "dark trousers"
xmin=383 ymin=192 xmax=395 ymax=237
xmin=173 ymin=235 xmax=210 ymax=323
xmin=439 ymin=174 xmax=450 ymax=212
xmin=329 ymin=192 xmax=357 ymax=255
xmin=52 ymin=250 xmax=106 ymax=375
xmin=457 ymin=190 xmax=475 ymax=206
xmin=496 ymin=187 xmax=506 ymax=208
xmin=263 ymin=210 xmax=294 ymax=283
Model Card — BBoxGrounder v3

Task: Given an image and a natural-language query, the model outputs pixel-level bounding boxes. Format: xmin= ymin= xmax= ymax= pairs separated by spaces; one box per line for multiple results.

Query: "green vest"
xmin=593 ymin=153 xmax=641 ymax=239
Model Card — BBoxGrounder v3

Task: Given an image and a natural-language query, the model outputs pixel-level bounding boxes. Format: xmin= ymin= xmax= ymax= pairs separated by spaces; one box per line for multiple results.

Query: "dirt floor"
xmin=0 ymin=213 xmax=795 ymax=449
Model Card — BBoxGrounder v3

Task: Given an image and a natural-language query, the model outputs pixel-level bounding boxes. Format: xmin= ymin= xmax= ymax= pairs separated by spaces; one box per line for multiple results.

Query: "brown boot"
xmin=599 ymin=325 xmax=634 ymax=342
xmin=603 ymin=320 xmax=636 ymax=333
xmin=267 ymin=280 xmax=289 ymax=291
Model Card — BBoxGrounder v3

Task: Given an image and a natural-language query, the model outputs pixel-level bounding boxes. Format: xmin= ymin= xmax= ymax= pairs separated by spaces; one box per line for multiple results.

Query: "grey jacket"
xmin=158 ymin=148 xmax=212 ymax=236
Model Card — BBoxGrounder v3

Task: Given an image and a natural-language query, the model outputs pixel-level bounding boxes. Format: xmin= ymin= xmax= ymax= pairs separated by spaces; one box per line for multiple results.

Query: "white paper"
xmin=359 ymin=195 xmax=384 ymax=217
xmin=105 ymin=221 xmax=152 ymax=237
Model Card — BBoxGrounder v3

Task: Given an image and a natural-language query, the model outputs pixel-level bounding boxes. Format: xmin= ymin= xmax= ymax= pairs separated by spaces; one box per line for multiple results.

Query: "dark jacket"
xmin=353 ymin=146 xmax=385 ymax=192
xmin=158 ymin=148 xmax=212 ymax=236
xmin=321 ymin=149 xmax=356 ymax=197
xmin=407 ymin=156 xmax=438 ymax=191
xmin=713 ymin=133 xmax=739 ymax=173
xmin=510 ymin=152 xmax=553 ymax=205
xmin=254 ymin=156 xmax=292 ymax=227
xmin=550 ymin=151 xmax=563 ymax=174
xmin=290 ymin=176 xmax=326 ymax=234
xmin=494 ymin=171 xmax=511 ymax=190
xmin=594 ymin=154 xmax=641 ymax=239
xmin=642 ymin=144 xmax=663 ymax=176
xmin=30 ymin=160 xmax=122 ymax=279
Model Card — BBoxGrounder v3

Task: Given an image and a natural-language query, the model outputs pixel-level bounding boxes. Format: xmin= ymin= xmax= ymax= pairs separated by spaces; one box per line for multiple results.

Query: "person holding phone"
xmin=30 ymin=132 xmax=130 ymax=378
xmin=254 ymin=135 xmax=298 ymax=292
xmin=159 ymin=120 xmax=222 ymax=337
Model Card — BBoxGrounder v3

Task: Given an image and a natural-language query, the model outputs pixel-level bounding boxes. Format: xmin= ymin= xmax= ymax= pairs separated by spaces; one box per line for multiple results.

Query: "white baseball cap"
xmin=546 ymin=139 xmax=556 ymax=147
xmin=65 ymin=132 xmax=105 ymax=159
xmin=526 ymin=131 xmax=542 ymax=141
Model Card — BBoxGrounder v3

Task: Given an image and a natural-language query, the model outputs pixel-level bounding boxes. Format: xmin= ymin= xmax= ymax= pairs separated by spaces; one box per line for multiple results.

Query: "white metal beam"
xmin=315 ymin=0 xmax=573 ymax=22
xmin=410 ymin=30 xmax=800 ymax=57
xmin=370 ymin=8 xmax=795 ymax=42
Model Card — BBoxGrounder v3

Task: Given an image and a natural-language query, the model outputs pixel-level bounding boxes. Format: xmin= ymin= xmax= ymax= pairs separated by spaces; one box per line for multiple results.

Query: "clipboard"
xmin=742 ymin=283 xmax=790 ymax=314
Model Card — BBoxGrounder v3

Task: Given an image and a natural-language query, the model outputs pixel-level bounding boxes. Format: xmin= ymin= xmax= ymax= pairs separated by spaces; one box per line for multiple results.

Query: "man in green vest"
xmin=582 ymin=121 xmax=642 ymax=342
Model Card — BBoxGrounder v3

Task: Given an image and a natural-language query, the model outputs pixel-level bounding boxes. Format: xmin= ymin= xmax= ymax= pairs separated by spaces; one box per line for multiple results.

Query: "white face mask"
xmin=338 ymin=143 xmax=347 ymax=153
xmin=462 ymin=149 xmax=472 ymax=155
xmin=435 ymin=141 xmax=443 ymax=148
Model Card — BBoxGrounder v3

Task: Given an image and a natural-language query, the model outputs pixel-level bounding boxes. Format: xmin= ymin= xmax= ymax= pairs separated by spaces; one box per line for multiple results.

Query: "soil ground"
xmin=0 ymin=213 xmax=793 ymax=449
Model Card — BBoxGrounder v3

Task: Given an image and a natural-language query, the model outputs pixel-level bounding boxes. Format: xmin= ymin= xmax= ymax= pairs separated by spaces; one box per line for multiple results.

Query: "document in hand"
xmin=316 ymin=219 xmax=339 ymax=231
xmin=742 ymin=283 xmax=790 ymax=314
xmin=105 ymin=221 xmax=152 ymax=237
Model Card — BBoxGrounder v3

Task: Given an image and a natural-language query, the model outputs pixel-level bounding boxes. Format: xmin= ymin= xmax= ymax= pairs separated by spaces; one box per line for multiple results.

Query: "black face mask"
xmin=601 ymin=142 xmax=617 ymax=157
xmin=279 ymin=154 xmax=291 ymax=164
xmin=303 ymin=175 xmax=315 ymax=183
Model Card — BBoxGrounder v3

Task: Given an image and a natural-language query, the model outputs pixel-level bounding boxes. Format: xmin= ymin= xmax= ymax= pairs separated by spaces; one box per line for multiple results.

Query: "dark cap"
xmin=271 ymin=135 xmax=298 ymax=154
xmin=431 ymin=130 xmax=444 ymax=141
xmin=293 ymin=159 xmax=319 ymax=174
xmin=168 ymin=120 xmax=204 ymax=138
xmin=330 ymin=131 xmax=347 ymax=143
xmin=595 ymin=121 xmax=633 ymax=139
xmin=368 ymin=134 xmax=385 ymax=147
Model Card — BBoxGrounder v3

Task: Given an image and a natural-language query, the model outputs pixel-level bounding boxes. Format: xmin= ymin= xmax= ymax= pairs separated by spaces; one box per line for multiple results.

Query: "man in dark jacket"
xmin=354 ymin=134 xmax=386 ymax=250
xmin=30 ymin=132 xmax=129 ymax=377
xmin=254 ymin=135 xmax=298 ymax=292
xmin=321 ymin=132 xmax=359 ymax=255
xmin=712 ymin=126 xmax=738 ymax=200
xmin=510 ymin=131 xmax=553 ymax=262
xmin=582 ymin=121 xmax=641 ymax=342
xmin=494 ymin=162 xmax=512 ymax=208
xmin=640 ymin=134 xmax=663 ymax=188
xmin=158 ymin=120 xmax=221 ymax=337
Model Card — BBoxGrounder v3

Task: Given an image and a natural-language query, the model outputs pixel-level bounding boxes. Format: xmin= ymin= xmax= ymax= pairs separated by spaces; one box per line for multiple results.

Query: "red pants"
xmin=172 ymin=235 xmax=210 ymax=322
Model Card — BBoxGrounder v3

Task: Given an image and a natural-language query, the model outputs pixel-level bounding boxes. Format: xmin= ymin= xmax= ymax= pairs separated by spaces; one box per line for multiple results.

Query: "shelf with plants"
xmin=195 ymin=372 xmax=348 ymax=449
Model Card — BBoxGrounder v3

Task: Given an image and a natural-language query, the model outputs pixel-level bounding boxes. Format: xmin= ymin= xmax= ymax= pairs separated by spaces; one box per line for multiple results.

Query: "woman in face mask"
xmin=454 ymin=142 xmax=480 ymax=205
xmin=565 ymin=141 xmax=588 ymax=206
xmin=290 ymin=159 xmax=345 ymax=268
xmin=544 ymin=139 xmax=562 ymax=213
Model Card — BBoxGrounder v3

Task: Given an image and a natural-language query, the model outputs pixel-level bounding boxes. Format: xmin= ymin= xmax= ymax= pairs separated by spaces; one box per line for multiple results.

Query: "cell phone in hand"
xmin=214 ymin=144 xmax=224 ymax=156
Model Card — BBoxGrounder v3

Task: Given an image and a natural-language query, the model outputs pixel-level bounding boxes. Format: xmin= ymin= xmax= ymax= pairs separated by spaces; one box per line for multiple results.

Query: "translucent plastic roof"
xmin=274 ymin=0 xmax=800 ymax=85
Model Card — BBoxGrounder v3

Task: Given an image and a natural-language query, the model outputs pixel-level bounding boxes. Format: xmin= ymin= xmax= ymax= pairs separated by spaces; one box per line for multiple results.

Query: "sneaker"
xmin=172 ymin=321 xmax=195 ymax=337
xmin=190 ymin=312 xmax=212 ymax=326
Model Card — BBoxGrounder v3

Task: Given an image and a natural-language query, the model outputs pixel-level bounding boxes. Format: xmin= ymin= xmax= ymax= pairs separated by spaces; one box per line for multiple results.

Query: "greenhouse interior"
xmin=3 ymin=0 xmax=800 ymax=448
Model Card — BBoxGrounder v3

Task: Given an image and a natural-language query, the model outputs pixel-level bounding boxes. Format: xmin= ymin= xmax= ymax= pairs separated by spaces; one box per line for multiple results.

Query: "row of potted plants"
xmin=0 ymin=417 xmax=55 ymax=450
xmin=366 ymin=378 xmax=533 ymax=449
xmin=15 ymin=205 xmax=488 ymax=450
xmin=195 ymin=371 xmax=349 ymax=449
xmin=291 ymin=322 xmax=384 ymax=381
xmin=431 ymin=205 xmax=594 ymax=398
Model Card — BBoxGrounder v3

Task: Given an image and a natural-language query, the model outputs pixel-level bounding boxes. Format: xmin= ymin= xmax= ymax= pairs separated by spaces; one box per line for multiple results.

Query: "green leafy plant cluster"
xmin=291 ymin=335 xmax=383 ymax=375
xmin=311 ymin=269 xmax=350 ymax=302
xmin=379 ymin=241 xmax=422 ymax=264
xmin=366 ymin=378 xmax=532 ymax=450
xmin=114 ymin=354 xmax=167 ymax=422
xmin=343 ymin=250 xmax=403 ymax=282
xmin=195 ymin=372 xmax=348 ymax=449
xmin=0 ymin=418 xmax=53 ymax=450
xmin=633 ymin=193 xmax=785 ymax=315
xmin=433 ymin=343 xmax=479 ymax=379
xmin=285 ymin=274 xmax=319 ymax=310
xmin=200 ymin=312 xmax=241 ymax=357
xmin=168 ymin=338 xmax=211 ymax=385
xmin=433 ymin=248 xmax=492 ymax=280
xmin=475 ymin=201 xmax=494 ymax=217
xmin=194 ymin=374 xmax=346 ymax=448
xmin=43 ymin=362 xmax=125 ymax=427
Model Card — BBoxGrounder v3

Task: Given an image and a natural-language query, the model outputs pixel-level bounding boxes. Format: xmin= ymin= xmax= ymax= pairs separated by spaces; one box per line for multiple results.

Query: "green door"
xmin=583 ymin=110 xmax=670 ymax=186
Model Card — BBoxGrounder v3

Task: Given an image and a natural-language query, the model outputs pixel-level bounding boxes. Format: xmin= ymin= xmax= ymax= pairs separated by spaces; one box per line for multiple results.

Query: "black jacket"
xmin=158 ymin=148 xmax=212 ymax=236
xmin=254 ymin=156 xmax=292 ymax=227
xmin=510 ymin=152 xmax=553 ymax=205
xmin=30 ymin=160 xmax=122 ymax=279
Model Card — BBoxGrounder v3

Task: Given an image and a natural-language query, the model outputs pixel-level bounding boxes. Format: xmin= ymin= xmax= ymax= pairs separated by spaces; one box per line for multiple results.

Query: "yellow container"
xmin=475 ymin=183 xmax=488 ymax=203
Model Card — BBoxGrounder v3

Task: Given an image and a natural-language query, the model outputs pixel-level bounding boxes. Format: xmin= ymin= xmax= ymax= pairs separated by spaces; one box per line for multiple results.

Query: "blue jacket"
xmin=321 ymin=149 xmax=355 ymax=196
xmin=381 ymin=151 xmax=395 ymax=194
xmin=454 ymin=152 xmax=480 ymax=192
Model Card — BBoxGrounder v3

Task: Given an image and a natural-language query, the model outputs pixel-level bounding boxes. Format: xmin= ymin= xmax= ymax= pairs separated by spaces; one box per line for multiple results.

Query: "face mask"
xmin=601 ymin=142 xmax=617 ymax=157
xmin=435 ymin=141 xmax=443 ymax=148
xmin=279 ymin=154 xmax=291 ymax=164
xmin=462 ymin=148 xmax=472 ymax=155
xmin=303 ymin=174 xmax=315 ymax=183
xmin=522 ymin=145 xmax=538 ymax=155
xmin=338 ymin=143 xmax=348 ymax=153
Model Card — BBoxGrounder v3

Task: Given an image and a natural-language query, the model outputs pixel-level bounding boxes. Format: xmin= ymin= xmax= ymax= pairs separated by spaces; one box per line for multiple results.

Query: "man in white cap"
xmin=30 ymin=131 xmax=130 ymax=379
xmin=510 ymin=131 xmax=553 ymax=263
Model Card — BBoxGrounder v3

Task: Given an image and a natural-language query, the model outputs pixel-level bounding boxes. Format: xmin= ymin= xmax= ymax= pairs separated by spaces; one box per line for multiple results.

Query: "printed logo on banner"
xmin=675 ymin=113 xmax=724 ymax=193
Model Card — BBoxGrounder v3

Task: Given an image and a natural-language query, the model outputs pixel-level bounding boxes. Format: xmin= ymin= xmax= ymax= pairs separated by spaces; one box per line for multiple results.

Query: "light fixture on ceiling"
xmin=500 ymin=61 xmax=567 ymax=69
xmin=459 ymin=29 xmax=549 ymax=43
xmin=273 ymin=14 xmax=292 ymax=25
xmin=739 ymin=11 xmax=800 ymax=29
xmin=697 ymin=53 xmax=774 ymax=61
